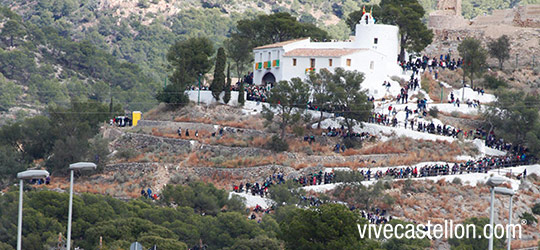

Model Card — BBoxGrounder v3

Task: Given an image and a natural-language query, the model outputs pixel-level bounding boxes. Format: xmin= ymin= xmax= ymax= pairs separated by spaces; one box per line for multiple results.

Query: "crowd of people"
xmin=359 ymin=155 xmax=529 ymax=181
xmin=401 ymin=54 xmax=463 ymax=73
xmin=232 ymin=172 xmax=286 ymax=198
xmin=141 ymin=187 xmax=159 ymax=200
xmin=110 ymin=116 xmax=132 ymax=127
xmin=360 ymin=208 xmax=392 ymax=225
xmin=30 ymin=176 xmax=51 ymax=185
xmin=293 ymin=171 xmax=335 ymax=186
xmin=245 ymin=84 xmax=270 ymax=102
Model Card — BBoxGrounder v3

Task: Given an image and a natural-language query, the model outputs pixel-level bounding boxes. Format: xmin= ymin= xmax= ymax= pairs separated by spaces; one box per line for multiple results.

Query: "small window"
xmin=310 ymin=58 xmax=316 ymax=68
xmin=374 ymin=38 xmax=378 ymax=44
xmin=329 ymin=59 xmax=333 ymax=67
xmin=370 ymin=61 xmax=374 ymax=70
xmin=293 ymin=58 xmax=297 ymax=66
xmin=346 ymin=59 xmax=351 ymax=66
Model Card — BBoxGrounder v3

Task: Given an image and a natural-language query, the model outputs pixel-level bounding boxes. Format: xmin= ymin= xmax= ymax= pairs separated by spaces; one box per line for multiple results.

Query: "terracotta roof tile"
xmin=254 ymin=38 xmax=309 ymax=50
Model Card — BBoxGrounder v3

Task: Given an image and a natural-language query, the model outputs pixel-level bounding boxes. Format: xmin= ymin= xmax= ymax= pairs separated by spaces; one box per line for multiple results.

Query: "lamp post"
xmin=197 ymin=73 xmax=202 ymax=105
xmin=66 ymin=162 xmax=96 ymax=250
xmin=494 ymin=187 xmax=515 ymax=250
xmin=16 ymin=170 xmax=50 ymax=250
xmin=486 ymin=176 xmax=506 ymax=250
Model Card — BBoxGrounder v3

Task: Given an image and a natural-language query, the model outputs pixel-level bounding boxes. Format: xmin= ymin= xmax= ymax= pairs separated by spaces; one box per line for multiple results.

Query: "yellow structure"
xmin=132 ymin=111 xmax=142 ymax=126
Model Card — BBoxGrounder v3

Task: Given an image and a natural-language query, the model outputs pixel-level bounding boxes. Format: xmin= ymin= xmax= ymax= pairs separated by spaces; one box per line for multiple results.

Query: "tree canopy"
xmin=346 ymin=0 xmax=433 ymax=61
xmin=327 ymin=68 xmax=373 ymax=135
xmin=211 ymin=47 xmax=227 ymax=101
xmin=458 ymin=38 xmax=488 ymax=89
xmin=231 ymin=12 xmax=330 ymax=52
xmin=263 ymin=78 xmax=311 ymax=139
xmin=488 ymin=35 xmax=511 ymax=70
xmin=157 ymin=37 xmax=214 ymax=107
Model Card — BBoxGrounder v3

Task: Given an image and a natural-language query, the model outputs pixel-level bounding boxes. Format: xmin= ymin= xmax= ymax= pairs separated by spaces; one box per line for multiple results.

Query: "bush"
xmin=532 ymin=203 xmax=540 ymax=215
xmin=452 ymin=177 xmax=462 ymax=185
xmin=334 ymin=170 xmax=364 ymax=183
xmin=267 ymin=135 xmax=288 ymax=152
xmin=116 ymin=147 xmax=139 ymax=160
xmin=293 ymin=126 xmax=305 ymax=137
xmin=428 ymin=107 xmax=439 ymax=118
xmin=483 ymin=75 xmax=507 ymax=89
xmin=342 ymin=137 xmax=362 ymax=149
xmin=519 ymin=212 xmax=537 ymax=225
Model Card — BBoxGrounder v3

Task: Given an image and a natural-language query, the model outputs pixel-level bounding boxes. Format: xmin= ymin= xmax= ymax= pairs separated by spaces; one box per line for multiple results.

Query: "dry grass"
xmin=287 ymin=139 xmax=332 ymax=154
xmin=342 ymin=148 xmax=363 ymax=156
xmin=421 ymin=72 xmax=452 ymax=103
xmin=174 ymin=114 xmax=264 ymax=130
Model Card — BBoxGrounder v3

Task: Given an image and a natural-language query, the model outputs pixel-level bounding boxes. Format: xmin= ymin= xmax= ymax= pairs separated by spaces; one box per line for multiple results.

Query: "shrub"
xmin=483 ymin=75 xmax=507 ymax=89
xmin=342 ymin=137 xmax=362 ymax=149
xmin=267 ymin=135 xmax=289 ymax=152
xmin=519 ymin=212 xmax=537 ymax=225
xmin=117 ymin=148 xmax=139 ymax=160
xmin=452 ymin=177 xmax=463 ymax=185
xmin=334 ymin=170 xmax=364 ymax=183
xmin=532 ymin=203 xmax=540 ymax=215
xmin=428 ymin=107 xmax=439 ymax=118
xmin=292 ymin=126 xmax=305 ymax=137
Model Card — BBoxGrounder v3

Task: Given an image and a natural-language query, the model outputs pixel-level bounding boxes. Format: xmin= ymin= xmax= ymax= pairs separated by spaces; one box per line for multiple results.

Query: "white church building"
xmin=252 ymin=13 xmax=402 ymax=98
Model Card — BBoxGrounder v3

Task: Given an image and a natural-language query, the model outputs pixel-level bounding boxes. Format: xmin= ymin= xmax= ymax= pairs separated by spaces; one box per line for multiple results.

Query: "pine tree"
xmin=211 ymin=47 xmax=226 ymax=101
xmin=458 ymin=38 xmax=487 ymax=89
xmin=224 ymin=64 xmax=232 ymax=104
xmin=238 ymin=80 xmax=245 ymax=106
xmin=488 ymin=35 xmax=510 ymax=70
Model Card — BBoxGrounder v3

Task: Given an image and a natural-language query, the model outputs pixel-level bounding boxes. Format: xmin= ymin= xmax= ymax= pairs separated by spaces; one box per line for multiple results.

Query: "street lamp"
xmin=486 ymin=176 xmax=506 ymax=250
xmin=16 ymin=170 xmax=50 ymax=250
xmin=494 ymin=187 xmax=515 ymax=250
xmin=66 ymin=162 xmax=96 ymax=250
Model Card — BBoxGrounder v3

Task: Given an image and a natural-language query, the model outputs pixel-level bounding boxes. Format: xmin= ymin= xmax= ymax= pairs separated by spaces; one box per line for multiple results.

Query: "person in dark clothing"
xmin=185 ymin=129 xmax=190 ymax=137
xmin=141 ymin=189 xmax=147 ymax=198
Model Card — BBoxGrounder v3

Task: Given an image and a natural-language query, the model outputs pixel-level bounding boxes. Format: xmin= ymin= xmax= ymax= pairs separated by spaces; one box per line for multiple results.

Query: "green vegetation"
xmin=483 ymin=74 xmax=508 ymax=89
xmin=484 ymin=89 xmax=540 ymax=158
xmin=211 ymin=47 xmax=227 ymax=101
xmin=448 ymin=217 xmax=506 ymax=249
xmin=458 ymin=38 xmax=488 ymax=89
xmin=157 ymin=37 xmax=213 ymax=107
xmin=224 ymin=64 xmax=232 ymax=104
xmin=231 ymin=12 xmax=330 ymax=55
xmin=533 ymin=202 xmax=540 ymax=215
xmin=278 ymin=203 xmax=376 ymax=249
xmin=0 ymin=183 xmax=270 ymax=250
xmin=0 ymin=6 xmax=159 ymax=111
xmin=488 ymin=35 xmax=511 ymax=70
xmin=0 ymin=180 xmax=440 ymax=249
xmin=264 ymin=78 xmax=310 ymax=139
xmin=326 ymin=68 xmax=373 ymax=134
xmin=0 ymin=100 xmax=120 ymax=180
xmin=520 ymin=212 xmax=538 ymax=225
xmin=347 ymin=0 xmax=433 ymax=61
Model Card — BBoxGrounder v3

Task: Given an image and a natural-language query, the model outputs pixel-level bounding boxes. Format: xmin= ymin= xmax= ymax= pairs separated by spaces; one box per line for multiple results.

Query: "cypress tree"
xmin=211 ymin=47 xmax=226 ymax=101
xmin=238 ymin=79 xmax=245 ymax=106
xmin=224 ymin=64 xmax=232 ymax=104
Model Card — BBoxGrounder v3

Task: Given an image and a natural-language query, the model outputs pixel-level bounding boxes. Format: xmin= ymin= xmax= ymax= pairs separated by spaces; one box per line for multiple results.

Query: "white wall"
xmin=354 ymin=23 xmax=399 ymax=62
xmin=253 ymin=48 xmax=285 ymax=85
xmin=186 ymin=90 xmax=245 ymax=106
